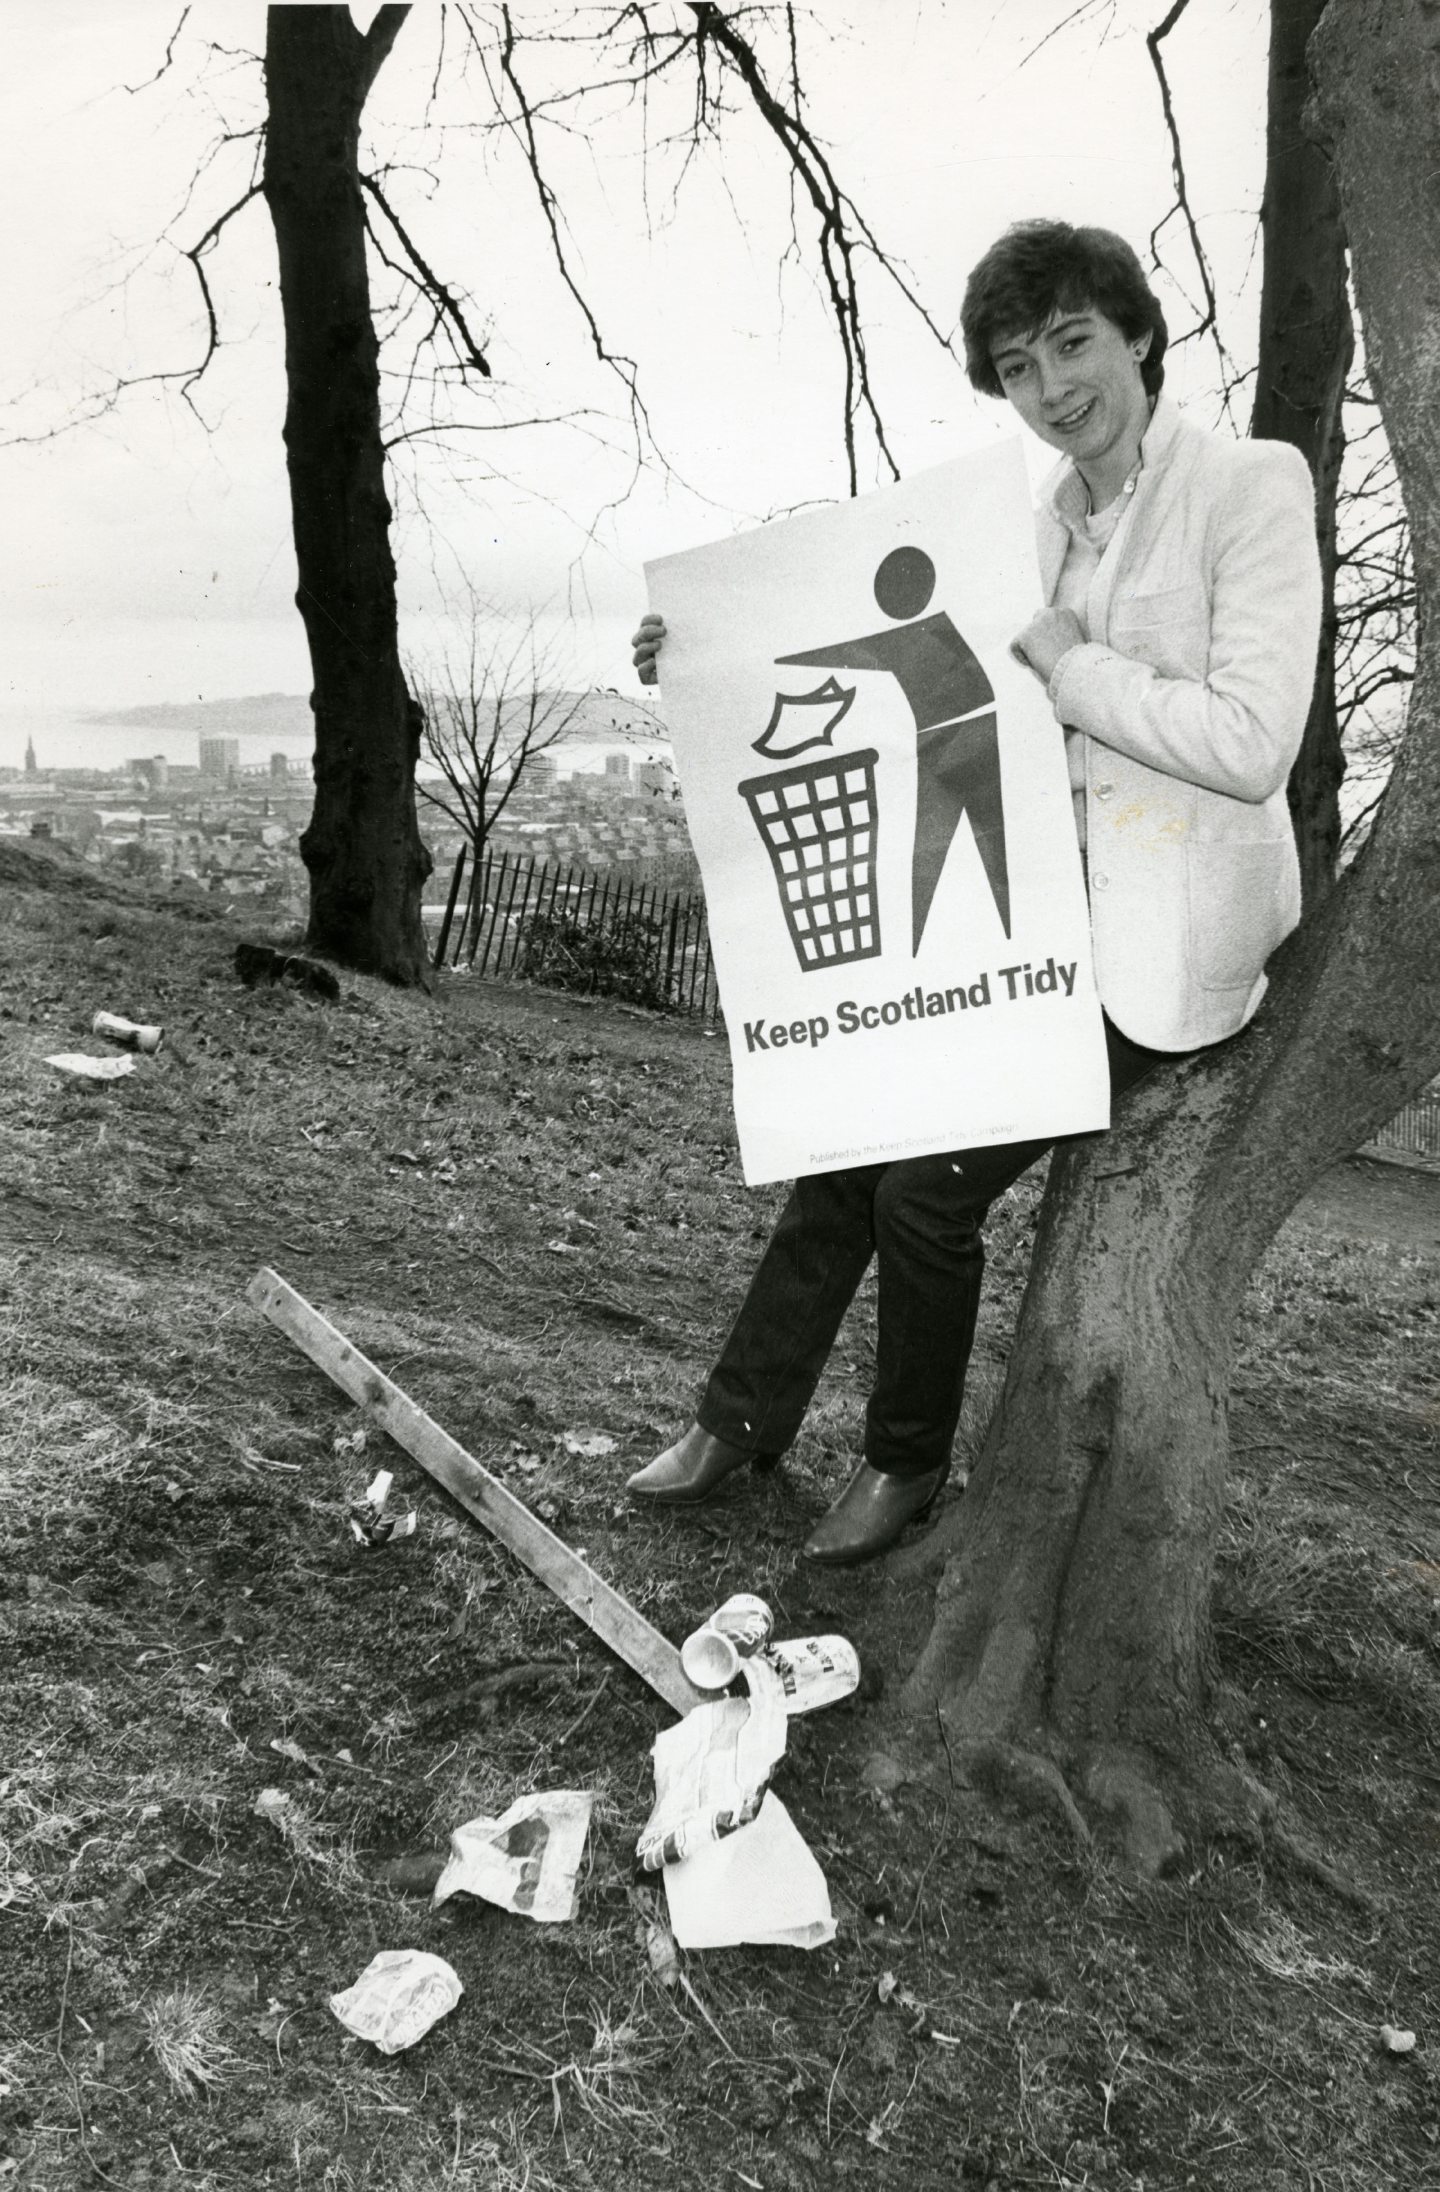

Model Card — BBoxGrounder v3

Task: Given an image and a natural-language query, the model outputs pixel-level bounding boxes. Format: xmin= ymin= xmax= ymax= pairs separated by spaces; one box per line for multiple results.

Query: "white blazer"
xmin=1036 ymin=395 xmax=1323 ymax=1052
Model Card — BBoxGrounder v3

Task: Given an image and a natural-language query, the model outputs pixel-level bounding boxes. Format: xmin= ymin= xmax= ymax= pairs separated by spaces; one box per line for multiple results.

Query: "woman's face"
xmin=990 ymin=307 xmax=1151 ymax=470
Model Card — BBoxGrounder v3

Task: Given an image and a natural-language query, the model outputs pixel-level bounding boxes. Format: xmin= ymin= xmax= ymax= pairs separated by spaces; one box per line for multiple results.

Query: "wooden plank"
xmin=247 ymin=1268 xmax=702 ymax=1717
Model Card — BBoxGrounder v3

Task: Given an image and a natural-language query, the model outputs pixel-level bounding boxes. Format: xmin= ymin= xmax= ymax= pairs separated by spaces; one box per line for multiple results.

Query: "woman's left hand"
xmin=1011 ymin=607 xmax=1086 ymax=685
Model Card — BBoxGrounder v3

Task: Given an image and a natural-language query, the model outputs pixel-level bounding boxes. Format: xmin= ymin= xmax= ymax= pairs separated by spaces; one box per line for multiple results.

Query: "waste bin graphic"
xmin=738 ymin=749 xmax=881 ymax=973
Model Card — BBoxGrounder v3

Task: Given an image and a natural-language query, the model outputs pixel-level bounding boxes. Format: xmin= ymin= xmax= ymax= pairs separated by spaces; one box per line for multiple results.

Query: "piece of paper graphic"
xmin=645 ymin=441 xmax=1109 ymax=1184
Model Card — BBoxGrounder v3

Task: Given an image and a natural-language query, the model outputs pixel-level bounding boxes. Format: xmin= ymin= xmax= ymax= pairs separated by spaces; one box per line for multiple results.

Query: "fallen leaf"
xmin=646 ymin=1916 xmax=680 ymax=1988
xmin=1380 ymin=2023 xmax=1418 ymax=2054
xmin=270 ymin=1737 xmax=321 ymax=1775
xmin=563 ymin=1432 xmax=617 ymax=1458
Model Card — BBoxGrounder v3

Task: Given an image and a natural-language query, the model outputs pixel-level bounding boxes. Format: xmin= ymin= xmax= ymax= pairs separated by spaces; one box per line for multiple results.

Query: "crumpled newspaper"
xmin=636 ymin=1656 xmax=788 ymax=1871
xmin=433 ymin=1790 xmax=594 ymax=1923
xmin=329 ymin=1949 xmax=463 ymax=2052
xmin=662 ymin=1792 xmax=836 ymax=1952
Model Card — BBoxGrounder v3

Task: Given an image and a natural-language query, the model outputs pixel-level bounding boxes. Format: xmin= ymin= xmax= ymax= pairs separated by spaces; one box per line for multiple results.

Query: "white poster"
xmin=645 ymin=441 xmax=1109 ymax=1186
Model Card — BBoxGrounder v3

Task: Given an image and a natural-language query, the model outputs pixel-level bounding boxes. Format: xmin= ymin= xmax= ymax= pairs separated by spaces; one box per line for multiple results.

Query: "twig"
xmin=936 ymin=1702 xmax=958 ymax=1788
xmin=124 ymin=4 xmax=192 ymax=93
xmin=360 ymin=171 xmax=491 ymax=379
xmin=901 ymin=1791 xmax=951 ymax=1933
xmin=1145 ymin=0 xmax=1239 ymax=407
xmin=557 ymin=1673 xmax=611 ymax=1745
xmin=680 ymin=1974 xmax=737 ymax=2054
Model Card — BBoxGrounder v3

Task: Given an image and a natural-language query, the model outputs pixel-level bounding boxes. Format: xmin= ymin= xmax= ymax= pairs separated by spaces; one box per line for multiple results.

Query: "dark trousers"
xmin=697 ymin=1023 xmax=1173 ymax=1482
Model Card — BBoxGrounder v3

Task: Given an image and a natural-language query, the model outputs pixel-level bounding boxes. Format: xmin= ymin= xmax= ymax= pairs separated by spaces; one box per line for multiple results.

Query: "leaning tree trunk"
xmin=902 ymin=0 xmax=1440 ymax=1869
xmin=263 ymin=4 xmax=432 ymax=985
xmin=1252 ymin=0 xmax=1354 ymax=905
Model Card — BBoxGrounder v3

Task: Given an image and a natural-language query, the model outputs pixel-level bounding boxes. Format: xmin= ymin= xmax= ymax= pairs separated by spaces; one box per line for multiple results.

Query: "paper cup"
xmin=680 ymin=1624 xmax=743 ymax=1690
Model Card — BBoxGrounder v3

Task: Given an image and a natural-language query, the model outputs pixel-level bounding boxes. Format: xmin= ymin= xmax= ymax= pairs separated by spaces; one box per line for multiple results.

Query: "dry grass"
xmin=141 ymin=1981 xmax=245 ymax=2099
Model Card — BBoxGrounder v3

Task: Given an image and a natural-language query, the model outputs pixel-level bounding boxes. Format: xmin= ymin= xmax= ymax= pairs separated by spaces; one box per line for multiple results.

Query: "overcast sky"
xmin=0 ymin=0 xmax=1268 ymax=751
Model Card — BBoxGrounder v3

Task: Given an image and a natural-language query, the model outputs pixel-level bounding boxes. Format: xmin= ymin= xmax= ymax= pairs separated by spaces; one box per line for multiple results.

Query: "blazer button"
xmin=1094 ymin=781 xmax=1114 ymax=800
xmin=1091 ymin=873 xmax=1109 ymax=890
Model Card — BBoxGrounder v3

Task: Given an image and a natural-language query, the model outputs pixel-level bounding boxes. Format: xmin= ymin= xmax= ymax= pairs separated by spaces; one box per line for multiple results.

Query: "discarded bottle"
xmin=92 ymin=1011 xmax=163 ymax=1054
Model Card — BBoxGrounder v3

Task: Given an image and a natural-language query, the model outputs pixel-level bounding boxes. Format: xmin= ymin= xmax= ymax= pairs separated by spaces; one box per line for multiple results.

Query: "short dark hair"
xmin=961 ymin=221 xmax=1168 ymax=400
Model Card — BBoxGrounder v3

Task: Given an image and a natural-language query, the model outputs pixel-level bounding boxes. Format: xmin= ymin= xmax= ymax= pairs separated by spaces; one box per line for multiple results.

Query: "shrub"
xmin=512 ymin=903 xmax=676 ymax=1010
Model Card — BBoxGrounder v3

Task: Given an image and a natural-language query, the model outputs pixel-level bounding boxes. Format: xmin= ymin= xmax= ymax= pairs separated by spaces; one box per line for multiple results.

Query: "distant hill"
xmin=84 ymin=694 xmax=314 ymax=739
xmin=85 ymin=688 xmax=668 ymax=744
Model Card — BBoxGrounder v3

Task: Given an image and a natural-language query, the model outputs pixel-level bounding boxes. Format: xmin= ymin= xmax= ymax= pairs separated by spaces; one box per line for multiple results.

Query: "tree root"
xmin=1266 ymin=1819 xmax=1380 ymax=1913
xmin=866 ymin=1699 xmax=1308 ymax=1880
xmin=958 ymin=1738 xmax=1093 ymax=1851
xmin=886 ymin=1498 xmax=966 ymax=1581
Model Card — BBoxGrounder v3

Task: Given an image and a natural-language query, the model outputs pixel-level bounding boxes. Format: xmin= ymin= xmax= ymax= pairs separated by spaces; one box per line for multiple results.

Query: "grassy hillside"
xmin=1 ymin=843 xmax=1437 ymax=2191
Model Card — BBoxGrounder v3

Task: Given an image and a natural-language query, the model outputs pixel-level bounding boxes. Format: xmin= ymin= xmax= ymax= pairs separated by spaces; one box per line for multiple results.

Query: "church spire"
xmin=23 ymin=735 xmax=36 ymax=775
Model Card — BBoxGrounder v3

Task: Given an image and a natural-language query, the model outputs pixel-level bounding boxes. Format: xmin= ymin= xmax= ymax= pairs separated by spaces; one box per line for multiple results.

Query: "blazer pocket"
xmin=1111 ymin=582 xmax=1209 ymax=632
xmin=1187 ymin=841 xmax=1292 ymax=991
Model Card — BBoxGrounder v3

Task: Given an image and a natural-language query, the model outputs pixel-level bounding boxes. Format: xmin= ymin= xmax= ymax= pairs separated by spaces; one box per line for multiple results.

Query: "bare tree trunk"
xmin=902 ymin=0 xmax=1440 ymax=1868
xmin=263 ymin=4 xmax=432 ymax=985
xmin=1252 ymin=0 xmax=1354 ymax=904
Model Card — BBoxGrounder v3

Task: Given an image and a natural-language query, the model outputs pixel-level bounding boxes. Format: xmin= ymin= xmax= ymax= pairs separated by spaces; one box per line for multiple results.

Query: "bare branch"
xmin=178 ymin=181 xmax=266 ymax=393
xmin=359 ymin=4 xmax=414 ymax=100
xmin=490 ymin=4 xmax=652 ymax=440
xmin=1145 ymin=0 xmax=1240 ymax=408
xmin=125 ymin=5 xmax=192 ymax=94
xmin=688 ymin=1 xmax=899 ymax=494
xmin=360 ymin=171 xmax=492 ymax=378
xmin=1015 ymin=1 xmax=1115 ymax=73
xmin=0 ymin=179 xmax=264 ymax=448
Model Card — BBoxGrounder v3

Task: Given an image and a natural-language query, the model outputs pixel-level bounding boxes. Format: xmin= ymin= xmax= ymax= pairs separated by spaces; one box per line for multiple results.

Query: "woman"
xmin=627 ymin=221 xmax=1322 ymax=1565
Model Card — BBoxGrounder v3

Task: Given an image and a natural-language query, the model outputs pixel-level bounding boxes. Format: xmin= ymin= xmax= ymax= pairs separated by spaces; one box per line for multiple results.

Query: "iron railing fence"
xmin=433 ymin=846 xmax=721 ymax=1022
xmin=433 ymin=854 xmax=1440 ymax=1152
xmin=1368 ymin=1089 xmax=1440 ymax=1162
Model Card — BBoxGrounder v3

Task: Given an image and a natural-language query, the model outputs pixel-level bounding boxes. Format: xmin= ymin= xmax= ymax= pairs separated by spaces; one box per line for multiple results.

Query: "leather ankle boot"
xmin=626 ymin=1422 xmax=780 ymax=1506
xmin=801 ymin=1460 xmax=946 ymax=1565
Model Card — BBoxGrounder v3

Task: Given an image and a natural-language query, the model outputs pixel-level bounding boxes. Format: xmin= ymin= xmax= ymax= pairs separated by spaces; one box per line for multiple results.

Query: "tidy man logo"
xmin=742 ymin=547 xmax=1011 ymax=972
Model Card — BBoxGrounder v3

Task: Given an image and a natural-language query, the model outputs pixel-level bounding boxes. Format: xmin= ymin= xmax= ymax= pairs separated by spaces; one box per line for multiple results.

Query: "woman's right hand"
xmin=632 ymin=613 xmax=666 ymax=686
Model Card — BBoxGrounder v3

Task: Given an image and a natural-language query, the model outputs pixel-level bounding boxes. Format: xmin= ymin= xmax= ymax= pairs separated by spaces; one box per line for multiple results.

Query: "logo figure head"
xmin=874 ymin=545 xmax=936 ymax=622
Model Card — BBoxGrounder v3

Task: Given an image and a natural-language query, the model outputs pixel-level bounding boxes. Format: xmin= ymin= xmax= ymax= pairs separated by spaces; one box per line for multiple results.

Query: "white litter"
xmin=349 ymin=1468 xmax=417 ymax=1547
xmin=763 ymin=1635 xmax=860 ymax=1715
xmin=1380 ymin=2023 xmax=1418 ymax=2055
xmin=433 ymin=1790 xmax=594 ymax=1923
xmin=662 ymin=1793 xmax=836 ymax=1952
xmin=92 ymin=1012 xmax=163 ymax=1053
xmin=329 ymin=1949 xmax=463 ymax=2053
xmin=679 ymin=1593 xmax=775 ymax=1689
xmin=637 ymin=1656 xmax=788 ymax=1871
xmin=45 ymin=1052 xmax=135 ymax=1081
